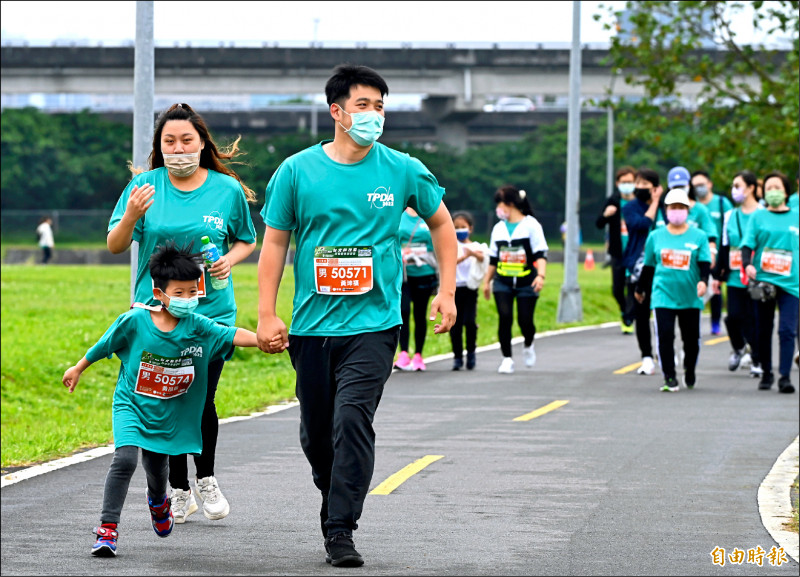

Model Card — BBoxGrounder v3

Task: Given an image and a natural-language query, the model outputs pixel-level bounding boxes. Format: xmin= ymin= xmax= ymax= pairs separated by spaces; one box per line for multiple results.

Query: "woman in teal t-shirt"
xmin=741 ymin=170 xmax=799 ymax=394
xmin=712 ymin=170 xmax=763 ymax=377
xmin=635 ymin=188 xmax=711 ymax=392
xmin=107 ymin=103 xmax=257 ymax=523
xmin=394 ymin=207 xmax=438 ymax=372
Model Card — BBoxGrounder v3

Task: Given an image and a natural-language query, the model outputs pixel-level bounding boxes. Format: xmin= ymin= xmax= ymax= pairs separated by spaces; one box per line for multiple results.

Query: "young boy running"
xmin=62 ymin=241 xmax=259 ymax=557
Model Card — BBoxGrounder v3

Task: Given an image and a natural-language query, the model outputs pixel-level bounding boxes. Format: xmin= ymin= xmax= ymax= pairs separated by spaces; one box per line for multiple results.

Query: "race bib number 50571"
xmin=314 ymin=246 xmax=374 ymax=295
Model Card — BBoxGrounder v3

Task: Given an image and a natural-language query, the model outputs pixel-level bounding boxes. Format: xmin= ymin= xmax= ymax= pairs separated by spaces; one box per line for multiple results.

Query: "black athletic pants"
xmin=289 ymin=326 xmax=400 ymax=537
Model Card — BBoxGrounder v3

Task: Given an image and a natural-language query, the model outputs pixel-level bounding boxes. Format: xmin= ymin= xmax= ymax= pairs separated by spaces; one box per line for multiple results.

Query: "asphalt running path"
xmin=1 ymin=319 xmax=798 ymax=575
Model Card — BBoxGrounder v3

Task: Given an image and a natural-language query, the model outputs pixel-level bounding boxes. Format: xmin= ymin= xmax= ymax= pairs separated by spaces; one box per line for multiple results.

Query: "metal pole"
xmin=605 ymin=73 xmax=616 ymax=199
xmin=556 ymin=0 xmax=583 ymax=323
xmin=131 ymin=0 xmax=154 ymax=305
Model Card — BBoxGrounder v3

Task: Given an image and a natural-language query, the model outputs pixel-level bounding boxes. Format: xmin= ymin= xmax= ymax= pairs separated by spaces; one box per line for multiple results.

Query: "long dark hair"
xmin=493 ymin=185 xmax=534 ymax=217
xmin=131 ymin=103 xmax=256 ymax=202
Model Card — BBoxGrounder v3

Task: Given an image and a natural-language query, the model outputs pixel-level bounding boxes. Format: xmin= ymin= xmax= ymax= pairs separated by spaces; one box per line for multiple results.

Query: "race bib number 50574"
xmin=135 ymin=351 xmax=195 ymax=399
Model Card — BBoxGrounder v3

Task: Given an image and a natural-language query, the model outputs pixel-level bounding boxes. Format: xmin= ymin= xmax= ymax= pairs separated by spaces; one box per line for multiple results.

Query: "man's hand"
xmin=257 ymin=315 xmax=289 ymax=354
xmin=603 ymin=205 xmax=618 ymax=218
xmin=429 ymin=293 xmax=457 ymax=334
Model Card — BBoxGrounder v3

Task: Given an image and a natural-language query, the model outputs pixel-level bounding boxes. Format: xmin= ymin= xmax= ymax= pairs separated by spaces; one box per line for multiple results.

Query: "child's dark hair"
xmin=325 ymin=63 xmax=389 ymax=106
xmin=149 ymin=240 xmax=204 ymax=292
xmin=494 ymin=185 xmax=534 ymax=217
xmin=452 ymin=210 xmax=474 ymax=227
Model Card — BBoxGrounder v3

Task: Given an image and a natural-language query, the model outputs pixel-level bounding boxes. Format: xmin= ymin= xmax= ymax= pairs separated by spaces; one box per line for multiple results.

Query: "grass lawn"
xmin=1 ymin=261 xmax=622 ymax=468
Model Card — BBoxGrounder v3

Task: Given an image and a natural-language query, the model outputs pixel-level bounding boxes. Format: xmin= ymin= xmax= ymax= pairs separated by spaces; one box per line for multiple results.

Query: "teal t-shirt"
xmin=721 ymin=206 xmax=762 ymax=290
xmin=655 ymin=201 xmax=717 ymax=242
xmin=398 ymin=211 xmax=436 ymax=277
xmin=701 ymin=193 xmax=734 ymax=244
xmin=740 ymin=209 xmax=800 ymax=297
xmin=261 ymin=141 xmax=446 ymax=336
xmin=109 ymin=168 xmax=257 ymax=326
xmin=620 ymin=197 xmax=630 ymax=253
xmin=86 ymin=307 xmax=237 ymax=455
xmin=643 ymin=226 xmax=711 ymax=310
xmin=788 ymin=192 xmax=799 ymax=211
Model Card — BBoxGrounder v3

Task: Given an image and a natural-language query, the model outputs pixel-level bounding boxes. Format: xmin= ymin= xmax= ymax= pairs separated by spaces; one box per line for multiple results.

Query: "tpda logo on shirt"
xmin=203 ymin=211 xmax=225 ymax=230
xmin=367 ymin=186 xmax=393 ymax=209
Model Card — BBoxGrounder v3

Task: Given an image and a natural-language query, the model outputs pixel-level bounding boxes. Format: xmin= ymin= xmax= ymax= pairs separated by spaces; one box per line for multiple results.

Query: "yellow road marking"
xmin=614 ymin=361 xmax=642 ymax=375
xmin=513 ymin=400 xmax=569 ymax=422
xmin=369 ymin=455 xmax=444 ymax=495
xmin=705 ymin=336 xmax=730 ymax=345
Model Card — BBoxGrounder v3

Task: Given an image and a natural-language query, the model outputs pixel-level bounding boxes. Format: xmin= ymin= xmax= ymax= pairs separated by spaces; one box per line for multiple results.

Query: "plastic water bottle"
xmin=201 ymin=236 xmax=228 ymax=290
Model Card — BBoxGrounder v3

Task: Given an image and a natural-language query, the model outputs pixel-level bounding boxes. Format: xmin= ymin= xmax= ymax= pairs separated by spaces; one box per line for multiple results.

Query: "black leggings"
xmin=626 ymin=279 xmax=653 ymax=358
xmin=653 ymin=308 xmax=701 ymax=381
xmin=450 ymin=286 xmax=479 ymax=358
xmin=725 ymin=285 xmax=758 ymax=362
xmin=399 ymin=274 xmax=438 ymax=354
xmin=494 ymin=291 xmax=537 ymax=358
xmin=169 ymin=357 xmax=224 ymax=489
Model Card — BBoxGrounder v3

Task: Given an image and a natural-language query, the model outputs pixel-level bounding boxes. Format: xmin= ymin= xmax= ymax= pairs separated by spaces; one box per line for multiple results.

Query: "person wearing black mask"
xmin=620 ymin=168 xmax=663 ymax=376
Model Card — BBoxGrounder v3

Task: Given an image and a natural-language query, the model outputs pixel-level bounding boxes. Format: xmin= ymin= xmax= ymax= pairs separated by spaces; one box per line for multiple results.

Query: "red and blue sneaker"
xmin=147 ymin=493 xmax=174 ymax=538
xmin=91 ymin=523 xmax=118 ymax=557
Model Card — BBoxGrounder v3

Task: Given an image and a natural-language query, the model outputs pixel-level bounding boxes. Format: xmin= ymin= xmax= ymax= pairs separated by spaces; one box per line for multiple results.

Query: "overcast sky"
xmin=1 ymin=1 xmax=629 ymax=46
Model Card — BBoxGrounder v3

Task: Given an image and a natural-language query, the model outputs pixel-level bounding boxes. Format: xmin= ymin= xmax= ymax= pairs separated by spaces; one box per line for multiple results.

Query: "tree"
xmin=596 ymin=0 xmax=799 ymax=183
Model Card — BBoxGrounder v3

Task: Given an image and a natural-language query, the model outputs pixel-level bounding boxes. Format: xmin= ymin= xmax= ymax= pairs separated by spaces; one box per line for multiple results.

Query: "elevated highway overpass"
xmin=0 ymin=44 xmax=772 ymax=149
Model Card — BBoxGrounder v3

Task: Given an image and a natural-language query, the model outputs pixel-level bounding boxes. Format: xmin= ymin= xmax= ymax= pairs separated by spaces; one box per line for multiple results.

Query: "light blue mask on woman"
xmin=164 ymin=294 xmax=199 ymax=318
xmin=337 ymin=105 xmax=385 ymax=147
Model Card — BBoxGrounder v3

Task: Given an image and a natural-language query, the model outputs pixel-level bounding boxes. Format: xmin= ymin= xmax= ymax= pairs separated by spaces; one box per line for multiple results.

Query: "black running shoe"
xmin=325 ymin=533 xmax=364 ymax=567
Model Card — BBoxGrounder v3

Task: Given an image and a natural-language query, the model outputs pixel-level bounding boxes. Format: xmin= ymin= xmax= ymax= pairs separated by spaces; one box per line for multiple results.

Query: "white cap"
xmin=664 ymin=188 xmax=691 ymax=207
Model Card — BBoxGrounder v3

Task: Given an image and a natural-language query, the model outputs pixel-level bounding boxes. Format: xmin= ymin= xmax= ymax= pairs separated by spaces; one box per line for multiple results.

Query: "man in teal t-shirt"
xmin=255 ymin=64 xmax=457 ymax=568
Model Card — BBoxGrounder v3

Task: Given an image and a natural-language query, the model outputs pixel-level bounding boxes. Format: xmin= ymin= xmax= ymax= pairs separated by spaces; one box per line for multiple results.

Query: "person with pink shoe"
xmin=395 ymin=207 xmax=439 ymax=371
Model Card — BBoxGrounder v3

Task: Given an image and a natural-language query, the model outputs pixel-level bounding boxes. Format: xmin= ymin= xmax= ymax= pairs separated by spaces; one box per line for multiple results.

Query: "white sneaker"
xmin=637 ymin=356 xmax=656 ymax=375
xmin=194 ymin=476 xmax=230 ymax=520
xmin=524 ymin=344 xmax=537 ymax=368
xmin=738 ymin=352 xmax=752 ymax=370
xmin=170 ymin=487 xmax=198 ymax=524
xmin=497 ymin=357 xmax=515 ymax=374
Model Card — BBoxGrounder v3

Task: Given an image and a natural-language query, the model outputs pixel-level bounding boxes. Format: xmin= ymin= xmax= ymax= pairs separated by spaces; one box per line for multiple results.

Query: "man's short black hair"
xmin=635 ymin=167 xmax=660 ymax=188
xmin=325 ymin=63 xmax=389 ymax=106
xmin=149 ymin=240 xmax=204 ymax=292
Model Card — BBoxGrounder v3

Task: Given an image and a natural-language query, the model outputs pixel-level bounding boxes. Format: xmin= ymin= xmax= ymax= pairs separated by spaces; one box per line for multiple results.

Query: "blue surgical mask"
xmin=337 ymin=105 xmax=385 ymax=147
xmin=164 ymin=294 xmax=199 ymax=318
xmin=694 ymin=184 xmax=709 ymax=198
xmin=455 ymin=228 xmax=470 ymax=242
xmin=618 ymin=183 xmax=635 ymax=196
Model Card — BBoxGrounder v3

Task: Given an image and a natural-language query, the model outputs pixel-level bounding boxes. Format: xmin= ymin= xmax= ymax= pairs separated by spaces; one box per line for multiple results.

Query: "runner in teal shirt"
xmin=395 ymin=208 xmax=439 ymax=371
xmin=741 ymin=170 xmax=799 ymax=394
xmin=109 ymin=167 xmax=256 ymax=326
xmin=255 ymin=65 xmax=457 ymax=567
xmin=712 ymin=170 xmax=765 ymax=376
xmin=63 ymin=242 xmax=259 ymax=557
xmin=106 ymin=103 xmax=258 ymax=523
xmin=635 ymin=188 xmax=711 ymax=391
xmin=260 ymin=140 xmax=446 ymax=337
